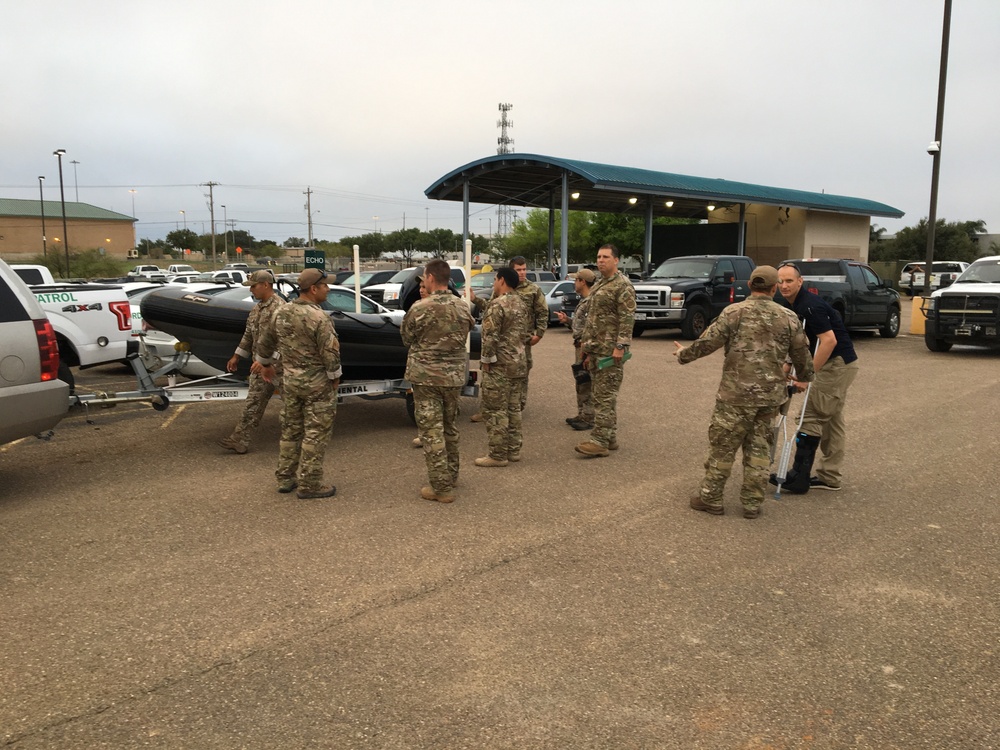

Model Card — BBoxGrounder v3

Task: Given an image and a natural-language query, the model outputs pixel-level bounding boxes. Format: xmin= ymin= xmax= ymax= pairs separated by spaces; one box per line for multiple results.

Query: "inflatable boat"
xmin=140 ymin=284 xmax=481 ymax=382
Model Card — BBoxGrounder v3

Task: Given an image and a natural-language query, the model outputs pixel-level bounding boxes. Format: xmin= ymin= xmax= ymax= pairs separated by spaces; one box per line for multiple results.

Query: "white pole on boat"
xmin=353 ymin=244 xmax=361 ymax=313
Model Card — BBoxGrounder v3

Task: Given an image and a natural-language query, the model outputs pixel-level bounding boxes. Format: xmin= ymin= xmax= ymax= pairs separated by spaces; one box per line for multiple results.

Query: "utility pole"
xmin=923 ymin=0 xmax=952 ymax=295
xmin=203 ymin=181 xmax=218 ymax=268
xmin=496 ymin=103 xmax=515 ymax=237
xmin=304 ymin=187 xmax=314 ymax=246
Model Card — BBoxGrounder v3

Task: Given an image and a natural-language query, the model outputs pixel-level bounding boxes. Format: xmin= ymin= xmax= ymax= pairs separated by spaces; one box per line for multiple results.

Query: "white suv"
xmin=0 ymin=259 xmax=70 ymax=444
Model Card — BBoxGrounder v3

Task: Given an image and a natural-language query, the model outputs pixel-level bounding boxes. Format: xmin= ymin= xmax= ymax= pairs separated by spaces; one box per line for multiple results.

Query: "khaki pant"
xmin=801 ymin=357 xmax=860 ymax=487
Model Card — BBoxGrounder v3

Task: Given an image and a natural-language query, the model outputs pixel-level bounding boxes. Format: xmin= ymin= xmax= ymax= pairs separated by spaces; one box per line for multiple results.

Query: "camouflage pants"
xmin=481 ymin=370 xmax=524 ymax=460
xmin=573 ymin=342 xmax=593 ymax=422
xmin=413 ymin=384 xmax=461 ymax=494
xmin=228 ymin=371 xmax=275 ymax=449
xmin=700 ymin=401 xmax=777 ymax=511
xmin=519 ymin=344 xmax=534 ymax=411
xmin=276 ymin=383 xmax=337 ymax=492
xmin=585 ymin=355 xmax=624 ymax=448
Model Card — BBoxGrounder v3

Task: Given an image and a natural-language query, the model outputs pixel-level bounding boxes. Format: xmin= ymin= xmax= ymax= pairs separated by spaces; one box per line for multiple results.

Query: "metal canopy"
xmin=425 ymin=154 xmax=904 ymax=220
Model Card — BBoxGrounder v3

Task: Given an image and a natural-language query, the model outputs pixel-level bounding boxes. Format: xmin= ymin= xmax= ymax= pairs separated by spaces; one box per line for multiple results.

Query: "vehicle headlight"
xmin=386 ymin=290 xmax=400 ymax=301
xmin=669 ymin=292 xmax=684 ymax=309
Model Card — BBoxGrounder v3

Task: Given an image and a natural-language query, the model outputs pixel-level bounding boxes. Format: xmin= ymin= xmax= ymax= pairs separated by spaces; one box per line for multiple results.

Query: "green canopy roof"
xmin=426 ymin=154 xmax=903 ymax=220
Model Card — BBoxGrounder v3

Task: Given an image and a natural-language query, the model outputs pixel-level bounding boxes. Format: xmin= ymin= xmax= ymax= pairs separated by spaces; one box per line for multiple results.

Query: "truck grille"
xmin=936 ymin=294 xmax=1000 ymax=317
xmin=365 ymin=290 xmax=385 ymax=305
xmin=634 ymin=289 xmax=665 ymax=307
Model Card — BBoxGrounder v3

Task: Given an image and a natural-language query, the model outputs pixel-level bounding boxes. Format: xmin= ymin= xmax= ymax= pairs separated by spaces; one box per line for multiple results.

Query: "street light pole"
xmin=54 ymin=149 xmax=70 ymax=278
xmin=222 ymin=205 xmax=229 ymax=259
xmin=38 ymin=176 xmax=47 ymax=258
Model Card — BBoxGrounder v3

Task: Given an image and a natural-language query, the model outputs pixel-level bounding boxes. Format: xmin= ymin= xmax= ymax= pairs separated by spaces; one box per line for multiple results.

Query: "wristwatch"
xmin=615 ymin=343 xmax=628 ymax=350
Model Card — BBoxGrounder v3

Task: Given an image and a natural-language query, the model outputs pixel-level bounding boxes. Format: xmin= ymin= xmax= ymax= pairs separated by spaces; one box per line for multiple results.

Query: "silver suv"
xmin=0 ymin=259 xmax=69 ymax=445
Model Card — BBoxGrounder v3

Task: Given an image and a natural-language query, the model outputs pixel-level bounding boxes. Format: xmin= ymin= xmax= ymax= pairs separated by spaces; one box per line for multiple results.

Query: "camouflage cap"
xmin=242 ymin=269 xmax=276 ymax=286
xmin=749 ymin=265 xmax=779 ymax=289
xmin=575 ymin=268 xmax=597 ymax=283
xmin=297 ymin=268 xmax=327 ymax=290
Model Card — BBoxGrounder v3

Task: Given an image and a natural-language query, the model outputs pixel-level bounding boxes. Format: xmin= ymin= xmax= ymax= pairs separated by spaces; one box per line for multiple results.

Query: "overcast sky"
xmin=4 ymin=0 xmax=998 ymax=246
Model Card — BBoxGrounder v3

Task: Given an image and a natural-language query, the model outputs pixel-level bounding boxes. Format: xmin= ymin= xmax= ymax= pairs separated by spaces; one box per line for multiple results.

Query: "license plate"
xmin=955 ymin=327 xmax=972 ymax=336
xmin=634 ymin=312 xmax=647 ymax=320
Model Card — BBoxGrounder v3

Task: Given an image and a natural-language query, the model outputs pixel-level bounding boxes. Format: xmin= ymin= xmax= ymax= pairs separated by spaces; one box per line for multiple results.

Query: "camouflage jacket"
xmin=260 ymin=298 xmax=342 ymax=396
xmin=236 ymin=294 xmax=284 ymax=366
xmin=580 ymin=271 xmax=636 ymax=356
xmin=480 ymin=291 xmax=528 ymax=378
xmin=401 ymin=289 xmax=475 ymax=387
xmin=515 ymin=280 xmax=549 ymax=341
xmin=677 ymin=295 xmax=814 ymax=406
xmin=571 ymin=294 xmax=592 ymax=342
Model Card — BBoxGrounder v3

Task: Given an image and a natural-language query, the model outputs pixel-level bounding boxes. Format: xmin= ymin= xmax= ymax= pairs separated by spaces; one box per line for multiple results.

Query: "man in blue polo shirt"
xmin=775 ymin=263 xmax=860 ymax=493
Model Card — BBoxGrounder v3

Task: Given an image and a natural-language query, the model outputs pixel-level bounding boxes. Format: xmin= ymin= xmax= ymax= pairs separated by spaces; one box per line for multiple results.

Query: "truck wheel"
xmin=924 ymin=332 xmax=952 ymax=352
xmin=681 ymin=304 xmax=710 ymax=340
xmin=632 ymin=322 xmax=645 ymax=337
xmin=57 ymin=361 xmax=76 ymax=395
xmin=879 ymin=308 xmax=901 ymax=338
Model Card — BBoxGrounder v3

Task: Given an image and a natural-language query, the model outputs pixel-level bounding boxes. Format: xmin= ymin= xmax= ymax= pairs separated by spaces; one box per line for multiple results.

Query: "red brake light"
xmin=33 ymin=319 xmax=60 ymax=381
xmin=109 ymin=300 xmax=131 ymax=331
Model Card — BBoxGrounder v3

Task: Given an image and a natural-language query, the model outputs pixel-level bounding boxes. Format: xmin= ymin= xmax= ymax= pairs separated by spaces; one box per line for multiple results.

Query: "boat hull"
xmin=140 ymin=287 xmax=480 ymax=381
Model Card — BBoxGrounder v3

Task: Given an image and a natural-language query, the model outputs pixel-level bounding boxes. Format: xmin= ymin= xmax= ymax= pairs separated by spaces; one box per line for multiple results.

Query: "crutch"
xmin=772 ymin=379 xmax=813 ymax=499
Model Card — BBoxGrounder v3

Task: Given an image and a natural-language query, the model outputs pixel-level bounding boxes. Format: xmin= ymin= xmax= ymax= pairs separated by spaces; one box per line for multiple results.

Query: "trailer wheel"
xmin=406 ymin=392 xmax=416 ymax=424
xmin=151 ymin=395 xmax=170 ymax=411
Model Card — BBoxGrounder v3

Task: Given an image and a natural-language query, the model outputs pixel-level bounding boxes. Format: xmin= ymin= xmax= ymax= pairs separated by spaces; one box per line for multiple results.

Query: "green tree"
xmin=283 ymin=237 xmax=307 ymax=248
xmin=505 ymin=209 xmax=592 ymax=264
xmin=166 ymin=229 xmax=199 ymax=252
xmin=339 ymin=233 xmax=386 ymax=260
xmin=871 ymin=218 xmax=986 ymax=263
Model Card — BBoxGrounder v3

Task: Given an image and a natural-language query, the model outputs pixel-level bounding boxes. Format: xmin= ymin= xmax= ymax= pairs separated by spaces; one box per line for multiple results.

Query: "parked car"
xmin=923 ymin=255 xmax=1000 ymax=352
xmin=167 ymin=264 xmax=197 ymax=275
xmin=900 ymin=261 xmax=970 ymax=294
xmin=191 ymin=270 xmax=249 ymax=284
xmin=781 ymin=258 xmax=901 ymax=338
xmin=364 ymin=265 xmax=469 ymax=309
xmin=223 ymin=263 xmax=250 ymax=271
xmin=0 ymin=258 xmax=70 ymax=444
xmin=339 ymin=270 xmax=397 ymax=289
xmin=632 ymin=255 xmax=756 ymax=338
xmin=537 ymin=280 xmax=577 ymax=325
xmin=469 ymin=272 xmax=497 ymax=303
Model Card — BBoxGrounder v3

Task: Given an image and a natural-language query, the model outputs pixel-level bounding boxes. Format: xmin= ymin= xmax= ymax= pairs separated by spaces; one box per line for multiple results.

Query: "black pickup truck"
xmin=782 ymin=258 xmax=901 ymax=338
xmin=631 ymin=255 xmax=756 ymax=338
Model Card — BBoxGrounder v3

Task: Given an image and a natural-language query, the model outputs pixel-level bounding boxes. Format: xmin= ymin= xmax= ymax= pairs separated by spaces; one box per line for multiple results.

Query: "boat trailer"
xmin=69 ymin=349 xmax=478 ymax=424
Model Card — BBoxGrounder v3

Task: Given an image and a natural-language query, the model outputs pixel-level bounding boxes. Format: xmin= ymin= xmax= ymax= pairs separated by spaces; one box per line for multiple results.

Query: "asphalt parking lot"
xmin=2 ymin=306 xmax=998 ymax=749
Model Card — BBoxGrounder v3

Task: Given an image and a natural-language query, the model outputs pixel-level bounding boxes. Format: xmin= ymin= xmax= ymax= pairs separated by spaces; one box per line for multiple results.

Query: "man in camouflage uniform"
xmin=218 ymin=270 xmax=284 ymax=454
xmin=474 ymin=267 xmax=528 ymax=468
xmin=674 ymin=265 xmax=814 ymax=519
xmin=401 ymin=259 xmax=475 ymax=503
xmin=576 ymin=244 xmax=636 ymax=458
xmin=509 ymin=256 xmax=548 ymax=411
xmin=556 ymin=268 xmax=597 ymax=430
xmin=258 ymin=268 xmax=341 ymax=500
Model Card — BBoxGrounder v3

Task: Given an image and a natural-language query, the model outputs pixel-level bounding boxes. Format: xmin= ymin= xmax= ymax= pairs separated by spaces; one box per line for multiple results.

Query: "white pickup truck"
xmin=11 ymin=265 xmax=138 ymax=387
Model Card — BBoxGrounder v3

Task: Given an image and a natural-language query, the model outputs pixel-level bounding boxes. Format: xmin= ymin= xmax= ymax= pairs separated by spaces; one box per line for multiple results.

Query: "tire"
xmin=405 ymin=391 xmax=416 ymax=424
xmin=879 ymin=307 xmax=901 ymax=338
xmin=924 ymin=332 xmax=952 ymax=352
xmin=681 ymin=304 xmax=710 ymax=340
xmin=632 ymin=322 xmax=645 ymax=337
xmin=57 ymin=361 xmax=76 ymax=395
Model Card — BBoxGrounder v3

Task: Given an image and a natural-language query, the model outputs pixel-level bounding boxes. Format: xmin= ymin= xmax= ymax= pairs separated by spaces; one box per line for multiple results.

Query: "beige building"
xmin=0 ymin=198 xmax=135 ymax=261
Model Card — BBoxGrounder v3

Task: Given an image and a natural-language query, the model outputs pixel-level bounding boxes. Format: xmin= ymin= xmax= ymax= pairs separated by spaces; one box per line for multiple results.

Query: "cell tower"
xmin=496 ymin=102 xmax=514 ymax=237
